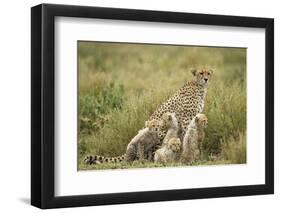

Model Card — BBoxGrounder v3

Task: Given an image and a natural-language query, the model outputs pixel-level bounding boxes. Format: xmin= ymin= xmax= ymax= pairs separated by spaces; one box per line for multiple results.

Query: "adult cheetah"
xmin=148 ymin=67 xmax=213 ymax=140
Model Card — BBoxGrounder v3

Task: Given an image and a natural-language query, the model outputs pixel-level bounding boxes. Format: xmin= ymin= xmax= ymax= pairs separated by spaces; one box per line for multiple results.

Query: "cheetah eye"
xmin=200 ymin=72 xmax=203 ymax=75
xmin=207 ymin=72 xmax=210 ymax=75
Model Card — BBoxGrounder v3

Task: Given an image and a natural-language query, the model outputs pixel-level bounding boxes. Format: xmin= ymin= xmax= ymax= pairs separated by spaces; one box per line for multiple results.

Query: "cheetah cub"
xmin=84 ymin=119 xmax=162 ymax=165
xmin=154 ymin=138 xmax=181 ymax=164
xmin=162 ymin=112 xmax=180 ymax=145
xmin=181 ymin=113 xmax=208 ymax=164
xmin=154 ymin=112 xmax=181 ymax=164
xmin=126 ymin=119 xmax=161 ymax=162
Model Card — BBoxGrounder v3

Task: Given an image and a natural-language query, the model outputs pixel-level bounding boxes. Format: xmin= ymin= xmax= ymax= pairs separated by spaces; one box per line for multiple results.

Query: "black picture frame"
xmin=31 ymin=3 xmax=274 ymax=209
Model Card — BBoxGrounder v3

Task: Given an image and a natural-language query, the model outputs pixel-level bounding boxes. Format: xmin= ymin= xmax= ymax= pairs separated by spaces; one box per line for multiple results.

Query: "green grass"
xmin=79 ymin=82 xmax=124 ymax=134
xmin=78 ymin=42 xmax=247 ymax=170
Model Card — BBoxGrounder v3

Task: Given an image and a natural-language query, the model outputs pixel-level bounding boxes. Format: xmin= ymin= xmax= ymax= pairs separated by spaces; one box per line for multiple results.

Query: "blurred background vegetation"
xmin=78 ymin=42 xmax=246 ymax=170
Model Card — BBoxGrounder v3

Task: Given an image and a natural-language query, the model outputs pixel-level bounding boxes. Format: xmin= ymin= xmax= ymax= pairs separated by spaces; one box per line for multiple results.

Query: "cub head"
xmin=190 ymin=68 xmax=213 ymax=86
xmin=194 ymin=113 xmax=208 ymax=129
xmin=162 ymin=112 xmax=178 ymax=129
xmin=145 ymin=119 xmax=161 ymax=132
xmin=167 ymin=138 xmax=181 ymax=153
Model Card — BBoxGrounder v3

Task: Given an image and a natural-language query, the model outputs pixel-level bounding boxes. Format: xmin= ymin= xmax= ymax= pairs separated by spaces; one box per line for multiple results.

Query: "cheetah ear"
xmin=209 ymin=69 xmax=214 ymax=74
xmin=190 ymin=68 xmax=197 ymax=76
xmin=145 ymin=121 xmax=149 ymax=127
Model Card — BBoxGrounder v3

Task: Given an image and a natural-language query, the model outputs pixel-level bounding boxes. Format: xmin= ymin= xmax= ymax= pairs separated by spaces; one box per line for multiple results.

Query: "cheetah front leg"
xmin=147 ymin=150 xmax=154 ymax=162
xmin=137 ymin=143 xmax=145 ymax=162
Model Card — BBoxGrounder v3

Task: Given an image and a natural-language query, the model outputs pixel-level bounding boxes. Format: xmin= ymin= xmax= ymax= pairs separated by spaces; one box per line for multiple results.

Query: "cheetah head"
xmin=162 ymin=112 xmax=178 ymax=129
xmin=145 ymin=119 xmax=161 ymax=132
xmin=195 ymin=113 xmax=208 ymax=129
xmin=191 ymin=68 xmax=213 ymax=86
xmin=167 ymin=138 xmax=181 ymax=152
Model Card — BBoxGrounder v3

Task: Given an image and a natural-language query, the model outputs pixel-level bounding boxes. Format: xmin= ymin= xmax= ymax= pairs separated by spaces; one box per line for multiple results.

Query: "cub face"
xmin=145 ymin=119 xmax=161 ymax=132
xmin=162 ymin=112 xmax=177 ymax=129
xmin=167 ymin=138 xmax=181 ymax=152
xmin=191 ymin=68 xmax=213 ymax=86
xmin=195 ymin=113 xmax=208 ymax=128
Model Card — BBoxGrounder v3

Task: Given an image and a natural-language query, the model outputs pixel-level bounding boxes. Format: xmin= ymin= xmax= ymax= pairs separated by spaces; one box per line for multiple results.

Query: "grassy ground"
xmin=80 ymin=160 xmax=234 ymax=171
xmin=78 ymin=42 xmax=246 ymax=170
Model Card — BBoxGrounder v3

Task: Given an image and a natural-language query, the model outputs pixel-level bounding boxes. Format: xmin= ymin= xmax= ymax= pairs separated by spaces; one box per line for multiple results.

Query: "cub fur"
xmin=181 ymin=113 xmax=208 ymax=163
xmin=125 ymin=119 xmax=161 ymax=162
xmin=161 ymin=112 xmax=181 ymax=145
xmin=154 ymin=138 xmax=181 ymax=164
xmin=154 ymin=112 xmax=181 ymax=164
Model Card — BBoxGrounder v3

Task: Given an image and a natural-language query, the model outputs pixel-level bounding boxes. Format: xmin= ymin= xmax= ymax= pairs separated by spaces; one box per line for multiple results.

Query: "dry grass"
xmin=221 ymin=132 xmax=246 ymax=164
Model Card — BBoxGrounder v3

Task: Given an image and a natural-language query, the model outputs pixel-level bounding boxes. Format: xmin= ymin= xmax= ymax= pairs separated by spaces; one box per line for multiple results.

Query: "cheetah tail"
xmin=83 ymin=154 xmax=126 ymax=165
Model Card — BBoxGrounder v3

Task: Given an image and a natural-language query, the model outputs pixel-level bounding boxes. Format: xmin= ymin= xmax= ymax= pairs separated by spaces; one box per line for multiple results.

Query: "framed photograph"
xmin=31 ymin=3 xmax=274 ymax=209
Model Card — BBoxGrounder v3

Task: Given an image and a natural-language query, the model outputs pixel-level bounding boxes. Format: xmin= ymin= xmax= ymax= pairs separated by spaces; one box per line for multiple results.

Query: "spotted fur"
xmin=84 ymin=154 xmax=126 ymax=165
xmin=149 ymin=68 xmax=213 ymax=140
